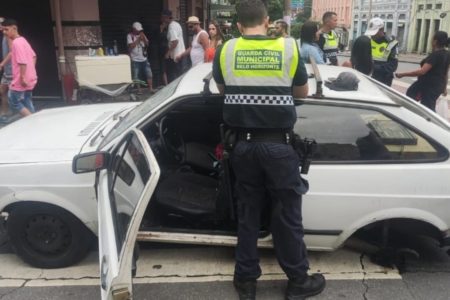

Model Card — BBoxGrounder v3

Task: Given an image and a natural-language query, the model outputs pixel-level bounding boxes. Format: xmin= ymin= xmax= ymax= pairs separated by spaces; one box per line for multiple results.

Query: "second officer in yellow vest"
xmin=318 ymin=11 xmax=339 ymax=65
xmin=365 ymin=17 xmax=399 ymax=86
xmin=213 ymin=1 xmax=326 ymax=299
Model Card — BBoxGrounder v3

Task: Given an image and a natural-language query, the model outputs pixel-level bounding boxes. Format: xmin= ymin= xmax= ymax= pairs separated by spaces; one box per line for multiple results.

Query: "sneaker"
xmin=285 ymin=273 xmax=326 ymax=300
xmin=233 ymin=278 xmax=256 ymax=300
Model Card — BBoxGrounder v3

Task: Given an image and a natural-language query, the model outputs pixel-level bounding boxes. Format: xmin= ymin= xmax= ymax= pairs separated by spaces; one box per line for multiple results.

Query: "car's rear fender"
xmin=333 ymin=207 xmax=448 ymax=249
xmin=1 ymin=190 xmax=98 ymax=235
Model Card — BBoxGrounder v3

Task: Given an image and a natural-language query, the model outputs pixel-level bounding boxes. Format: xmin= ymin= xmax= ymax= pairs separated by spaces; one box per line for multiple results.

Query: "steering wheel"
xmin=159 ymin=116 xmax=186 ymax=163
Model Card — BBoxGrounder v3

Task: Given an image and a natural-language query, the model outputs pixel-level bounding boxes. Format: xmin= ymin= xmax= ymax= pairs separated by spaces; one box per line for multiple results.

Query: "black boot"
xmin=285 ymin=273 xmax=326 ymax=300
xmin=233 ymin=278 xmax=256 ymax=300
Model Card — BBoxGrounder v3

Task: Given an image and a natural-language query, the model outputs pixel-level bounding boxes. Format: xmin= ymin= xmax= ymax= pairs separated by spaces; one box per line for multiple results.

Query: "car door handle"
xmin=100 ymin=255 xmax=109 ymax=290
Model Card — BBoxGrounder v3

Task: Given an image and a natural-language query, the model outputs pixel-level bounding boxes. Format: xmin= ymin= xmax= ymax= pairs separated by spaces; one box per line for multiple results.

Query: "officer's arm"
xmin=293 ymin=84 xmax=308 ymax=98
xmin=212 ymin=45 xmax=225 ymax=94
xmin=293 ymin=55 xmax=309 ymax=98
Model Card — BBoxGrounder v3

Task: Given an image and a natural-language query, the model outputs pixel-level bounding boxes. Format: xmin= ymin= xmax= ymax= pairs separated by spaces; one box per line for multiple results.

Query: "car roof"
xmin=175 ymin=63 xmax=395 ymax=106
xmin=305 ymin=64 xmax=396 ymax=105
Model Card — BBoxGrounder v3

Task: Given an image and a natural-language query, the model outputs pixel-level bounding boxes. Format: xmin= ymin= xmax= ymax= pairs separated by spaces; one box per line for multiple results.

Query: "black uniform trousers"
xmin=231 ymin=140 xmax=309 ymax=280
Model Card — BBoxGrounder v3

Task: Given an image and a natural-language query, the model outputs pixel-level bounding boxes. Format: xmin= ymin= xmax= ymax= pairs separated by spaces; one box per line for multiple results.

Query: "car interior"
xmin=140 ymin=95 xmax=246 ymax=236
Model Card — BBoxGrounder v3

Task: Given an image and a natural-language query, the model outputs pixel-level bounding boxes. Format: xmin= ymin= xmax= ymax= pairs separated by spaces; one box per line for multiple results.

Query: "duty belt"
xmin=237 ymin=129 xmax=292 ymax=144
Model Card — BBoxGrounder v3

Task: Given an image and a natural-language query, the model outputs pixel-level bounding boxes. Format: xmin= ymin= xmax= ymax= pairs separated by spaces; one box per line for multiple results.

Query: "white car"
xmin=1 ymin=63 xmax=450 ymax=298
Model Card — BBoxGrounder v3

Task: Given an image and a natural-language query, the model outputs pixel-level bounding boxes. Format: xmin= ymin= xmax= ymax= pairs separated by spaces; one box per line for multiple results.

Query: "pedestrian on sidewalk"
xmin=127 ymin=22 xmax=154 ymax=94
xmin=0 ymin=17 xmax=13 ymax=123
xmin=176 ymin=16 xmax=209 ymax=68
xmin=161 ymin=9 xmax=186 ymax=83
xmin=342 ymin=35 xmax=373 ymax=75
xmin=365 ymin=17 xmax=398 ymax=86
xmin=300 ymin=21 xmax=325 ymax=64
xmin=318 ymin=11 xmax=339 ymax=65
xmin=395 ymin=31 xmax=450 ymax=112
xmin=205 ymin=20 xmax=224 ymax=63
xmin=1 ymin=19 xmax=37 ymax=118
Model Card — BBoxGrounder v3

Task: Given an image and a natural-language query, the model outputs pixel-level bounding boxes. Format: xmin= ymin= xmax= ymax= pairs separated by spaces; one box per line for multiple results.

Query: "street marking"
xmin=0 ymin=247 xmax=400 ymax=287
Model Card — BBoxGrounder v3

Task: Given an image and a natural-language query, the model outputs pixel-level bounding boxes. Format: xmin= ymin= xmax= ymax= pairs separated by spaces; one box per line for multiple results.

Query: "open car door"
xmin=97 ymin=129 xmax=160 ymax=300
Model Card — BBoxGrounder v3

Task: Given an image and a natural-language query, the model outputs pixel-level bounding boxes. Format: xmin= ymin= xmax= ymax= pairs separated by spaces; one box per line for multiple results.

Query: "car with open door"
xmin=1 ymin=62 xmax=450 ymax=276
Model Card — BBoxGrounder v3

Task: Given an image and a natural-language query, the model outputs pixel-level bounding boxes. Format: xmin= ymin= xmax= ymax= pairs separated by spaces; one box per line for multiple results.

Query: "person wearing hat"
xmin=0 ymin=17 xmax=13 ymax=123
xmin=161 ymin=9 xmax=186 ymax=82
xmin=127 ymin=21 xmax=154 ymax=94
xmin=213 ymin=0 xmax=326 ymax=299
xmin=365 ymin=17 xmax=398 ymax=87
xmin=175 ymin=16 xmax=209 ymax=67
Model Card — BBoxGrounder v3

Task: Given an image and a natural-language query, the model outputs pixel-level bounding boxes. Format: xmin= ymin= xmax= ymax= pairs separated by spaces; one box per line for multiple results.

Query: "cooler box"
xmin=75 ymin=55 xmax=132 ymax=86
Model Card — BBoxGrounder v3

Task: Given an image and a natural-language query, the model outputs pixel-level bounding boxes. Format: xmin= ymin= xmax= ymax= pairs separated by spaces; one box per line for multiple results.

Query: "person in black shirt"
xmin=396 ymin=31 xmax=450 ymax=111
xmin=342 ymin=35 xmax=373 ymax=75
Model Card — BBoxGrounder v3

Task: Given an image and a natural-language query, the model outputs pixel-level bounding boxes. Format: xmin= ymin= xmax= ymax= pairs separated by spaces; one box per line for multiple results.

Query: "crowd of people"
xmin=130 ymin=9 xmax=227 ymax=93
xmin=296 ymin=11 xmax=450 ymax=112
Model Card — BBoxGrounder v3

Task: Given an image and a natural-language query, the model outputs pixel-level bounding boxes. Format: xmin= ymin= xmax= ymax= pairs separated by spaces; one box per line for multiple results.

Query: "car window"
xmin=294 ymin=104 xmax=448 ymax=163
xmin=100 ymin=76 xmax=183 ymax=148
xmin=109 ymin=133 xmax=151 ymax=255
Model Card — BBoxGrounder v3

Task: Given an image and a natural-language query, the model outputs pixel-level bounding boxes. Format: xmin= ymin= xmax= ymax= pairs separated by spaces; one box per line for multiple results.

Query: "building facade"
xmin=311 ymin=0 xmax=353 ymax=48
xmin=406 ymin=0 xmax=450 ymax=54
xmin=351 ymin=0 xmax=412 ymax=51
xmin=1 ymin=0 xmax=203 ymax=99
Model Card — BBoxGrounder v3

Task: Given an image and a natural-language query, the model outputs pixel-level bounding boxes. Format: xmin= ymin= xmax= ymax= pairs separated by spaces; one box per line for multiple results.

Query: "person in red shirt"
xmin=1 ymin=19 xmax=37 ymax=117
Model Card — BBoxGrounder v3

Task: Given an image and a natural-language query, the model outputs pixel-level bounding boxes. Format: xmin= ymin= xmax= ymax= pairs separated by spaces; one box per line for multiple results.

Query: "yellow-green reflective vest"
xmin=371 ymin=39 xmax=398 ymax=62
xmin=323 ymin=31 xmax=338 ymax=50
xmin=219 ymin=36 xmax=300 ymax=129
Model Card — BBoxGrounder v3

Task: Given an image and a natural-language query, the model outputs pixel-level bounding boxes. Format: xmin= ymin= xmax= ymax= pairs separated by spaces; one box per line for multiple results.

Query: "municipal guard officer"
xmin=318 ymin=11 xmax=339 ymax=65
xmin=365 ymin=17 xmax=399 ymax=86
xmin=212 ymin=1 xmax=326 ymax=299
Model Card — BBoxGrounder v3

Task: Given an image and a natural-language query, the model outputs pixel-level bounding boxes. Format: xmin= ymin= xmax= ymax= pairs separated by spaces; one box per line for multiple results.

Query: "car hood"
xmin=0 ymin=103 xmax=136 ymax=164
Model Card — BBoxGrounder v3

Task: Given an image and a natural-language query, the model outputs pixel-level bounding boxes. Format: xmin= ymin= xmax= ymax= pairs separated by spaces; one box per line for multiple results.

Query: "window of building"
xmin=436 ymin=3 xmax=443 ymax=9
xmin=294 ymin=104 xmax=447 ymax=163
xmin=426 ymin=4 xmax=432 ymax=9
xmin=399 ymin=14 xmax=406 ymax=19
xmin=418 ymin=4 xmax=424 ymax=11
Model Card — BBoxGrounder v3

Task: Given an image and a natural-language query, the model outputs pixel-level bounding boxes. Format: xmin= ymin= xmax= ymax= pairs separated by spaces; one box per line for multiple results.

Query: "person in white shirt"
xmin=127 ymin=21 xmax=154 ymax=94
xmin=176 ymin=16 xmax=209 ymax=68
xmin=161 ymin=9 xmax=186 ymax=82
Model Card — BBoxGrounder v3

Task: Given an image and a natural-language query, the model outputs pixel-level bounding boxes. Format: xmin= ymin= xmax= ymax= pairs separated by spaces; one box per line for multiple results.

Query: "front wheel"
xmin=7 ymin=203 xmax=94 ymax=268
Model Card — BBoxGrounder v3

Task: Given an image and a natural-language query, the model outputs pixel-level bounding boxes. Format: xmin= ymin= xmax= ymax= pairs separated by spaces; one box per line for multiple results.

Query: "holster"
xmin=292 ymin=134 xmax=317 ymax=174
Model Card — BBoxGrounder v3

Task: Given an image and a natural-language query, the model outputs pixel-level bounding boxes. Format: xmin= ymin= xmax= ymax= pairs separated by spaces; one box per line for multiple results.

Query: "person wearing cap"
xmin=175 ymin=16 xmax=209 ymax=67
xmin=127 ymin=21 xmax=154 ymax=94
xmin=317 ymin=11 xmax=339 ymax=65
xmin=161 ymin=9 xmax=186 ymax=82
xmin=365 ymin=17 xmax=398 ymax=87
xmin=1 ymin=18 xmax=37 ymax=118
xmin=0 ymin=17 xmax=13 ymax=123
xmin=325 ymin=71 xmax=360 ymax=91
xmin=213 ymin=1 xmax=326 ymax=299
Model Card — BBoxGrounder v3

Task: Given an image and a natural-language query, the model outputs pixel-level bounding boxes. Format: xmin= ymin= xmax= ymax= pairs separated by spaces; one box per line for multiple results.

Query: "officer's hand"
xmin=395 ymin=73 xmax=403 ymax=79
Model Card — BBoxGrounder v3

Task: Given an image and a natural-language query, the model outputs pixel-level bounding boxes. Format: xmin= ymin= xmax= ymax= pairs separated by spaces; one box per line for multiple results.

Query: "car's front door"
xmin=97 ymin=129 xmax=160 ymax=300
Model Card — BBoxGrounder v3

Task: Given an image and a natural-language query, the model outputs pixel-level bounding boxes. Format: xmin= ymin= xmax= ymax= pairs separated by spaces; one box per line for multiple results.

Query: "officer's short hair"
xmin=236 ymin=0 xmax=267 ymax=28
xmin=322 ymin=11 xmax=337 ymax=23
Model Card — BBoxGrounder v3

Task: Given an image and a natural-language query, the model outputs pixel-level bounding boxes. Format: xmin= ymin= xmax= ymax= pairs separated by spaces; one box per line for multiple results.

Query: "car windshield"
xmin=99 ymin=76 xmax=182 ymax=148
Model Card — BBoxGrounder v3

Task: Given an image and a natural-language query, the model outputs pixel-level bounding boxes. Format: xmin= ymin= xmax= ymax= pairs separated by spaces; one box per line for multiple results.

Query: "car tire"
xmin=6 ymin=203 xmax=94 ymax=268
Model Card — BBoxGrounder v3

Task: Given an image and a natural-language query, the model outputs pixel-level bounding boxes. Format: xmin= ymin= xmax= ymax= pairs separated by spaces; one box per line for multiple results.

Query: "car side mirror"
xmin=72 ymin=152 xmax=111 ymax=174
